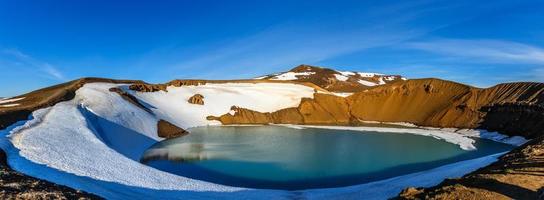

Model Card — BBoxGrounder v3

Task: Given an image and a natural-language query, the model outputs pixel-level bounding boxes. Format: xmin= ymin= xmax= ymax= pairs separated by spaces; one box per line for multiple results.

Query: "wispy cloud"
xmin=165 ymin=19 xmax=430 ymax=80
xmin=1 ymin=49 xmax=65 ymax=80
xmin=405 ymin=39 xmax=544 ymax=64
xmin=158 ymin=0 xmax=496 ymax=79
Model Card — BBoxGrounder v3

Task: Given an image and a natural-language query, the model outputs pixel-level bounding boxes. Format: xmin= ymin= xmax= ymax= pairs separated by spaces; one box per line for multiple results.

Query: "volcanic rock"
xmin=157 ymin=119 xmax=189 ymax=138
xmin=188 ymin=94 xmax=204 ymax=105
xmin=129 ymin=83 xmax=167 ymax=92
xmin=109 ymin=87 xmax=152 ymax=113
xmin=207 ymin=106 xmax=272 ymax=124
xmin=1 ymin=148 xmax=101 ymax=199
xmin=207 ymin=93 xmax=352 ymax=125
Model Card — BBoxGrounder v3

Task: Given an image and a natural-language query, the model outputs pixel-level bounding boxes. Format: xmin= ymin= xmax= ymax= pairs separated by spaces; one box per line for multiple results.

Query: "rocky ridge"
xmin=256 ymin=64 xmax=405 ymax=92
xmin=208 ymin=79 xmax=544 ymax=139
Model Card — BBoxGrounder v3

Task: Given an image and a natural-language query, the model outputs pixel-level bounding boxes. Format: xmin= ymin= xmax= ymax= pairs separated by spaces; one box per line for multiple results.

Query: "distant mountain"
xmin=256 ymin=64 xmax=405 ymax=92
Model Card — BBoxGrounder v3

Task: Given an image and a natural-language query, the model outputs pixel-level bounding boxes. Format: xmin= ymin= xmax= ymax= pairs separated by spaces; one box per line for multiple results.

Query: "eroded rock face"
xmin=302 ymin=93 xmax=351 ymax=124
xmin=208 ymin=79 xmax=544 ymax=139
xmin=347 ymin=79 xmax=478 ymax=128
xmin=207 ymin=106 xmax=272 ymax=124
xmin=188 ymin=94 xmax=204 ymax=105
xmin=157 ymin=120 xmax=189 ymax=139
xmin=168 ymin=80 xmax=207 ymax=87
xmin=129 ymin=83 xmax=167 ymax=92
xmin=207 ymin=93 xmax=352 ymax=125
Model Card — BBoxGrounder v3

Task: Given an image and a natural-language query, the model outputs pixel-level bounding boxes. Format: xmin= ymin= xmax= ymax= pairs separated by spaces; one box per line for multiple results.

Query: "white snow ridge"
xmin=270 ymin=72 xmax=315 ymax=80
xmin=0 ymin=82 xmax=524 ymax=200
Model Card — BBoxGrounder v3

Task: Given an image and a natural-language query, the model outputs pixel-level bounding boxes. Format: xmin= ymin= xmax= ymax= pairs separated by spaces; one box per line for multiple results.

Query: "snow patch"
xmin=456 ymin=129 xmax=528 ymax=146
xmin=383 ymin=76 xmax=397 ymax=81
xmin=378 ymin=77 xmax=386 ymax=85
xmin=358 ymin=72 xmax=382 ymax=77
xmin=333 ymin=74 xmax=349 ymax=81
xmin=331 ymin=92 xmax=353 ymax=97
xmin=273 ymin=124 xmax=307 ymax=130
xmin=382 ymin=122 xmax=419 ymax=127
xmin=270 ymin=72 xmax=315 ymax=80
xmin=0 ymin=97 xmax=25 ymax=104
xmin=358 ymin=121 xmax=527 ymax=146
xmin=337 ymin=71 xmax=355 ymax=76
xmin=357 ymin=79 xmax=378 ymax=86
xmin=0 ymin=103 xmax=20 ymax=108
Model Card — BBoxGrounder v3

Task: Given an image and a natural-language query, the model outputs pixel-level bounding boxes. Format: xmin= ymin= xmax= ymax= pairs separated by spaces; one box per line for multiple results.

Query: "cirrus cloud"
xmin=1 ymin=48 xmax=65 ymax=81
xmin=405 ymin=39 xmax=544 ymax=64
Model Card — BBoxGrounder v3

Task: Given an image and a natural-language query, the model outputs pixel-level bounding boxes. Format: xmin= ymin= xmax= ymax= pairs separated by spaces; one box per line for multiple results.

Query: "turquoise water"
xmin=142 ymin=126 xmax=513 ymax=190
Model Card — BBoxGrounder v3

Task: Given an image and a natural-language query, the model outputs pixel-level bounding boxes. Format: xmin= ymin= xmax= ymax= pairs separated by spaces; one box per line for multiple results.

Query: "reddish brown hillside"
xmin=258 ymin=64 xmax=405 ymax=92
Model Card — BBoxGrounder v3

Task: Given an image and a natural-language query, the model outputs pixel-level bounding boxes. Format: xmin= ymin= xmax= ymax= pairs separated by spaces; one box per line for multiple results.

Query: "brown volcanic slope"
xmin=257 ymin=64 xmax=404 ymax=92
xmin=209 ymin=78 xmax=544 ymax=139
xmin=0 ymin=77 xmax=143 ymax=130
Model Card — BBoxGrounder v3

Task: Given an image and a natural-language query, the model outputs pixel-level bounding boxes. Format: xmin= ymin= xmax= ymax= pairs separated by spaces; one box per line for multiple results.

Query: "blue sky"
xmin=1 ymin=0 xmax=543 ymax=96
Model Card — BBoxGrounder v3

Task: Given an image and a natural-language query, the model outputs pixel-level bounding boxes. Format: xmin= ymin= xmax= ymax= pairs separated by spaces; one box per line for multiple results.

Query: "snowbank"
xmin=333 ymin=74 xmax=349 ymax=81
xmin=357 ymin=121 xmax=527 ymax=146
xmin=358 ymin=72 xmax=382 ymax=77
xmin=456 ymin=129 xmax=528 ymax=146
xmin=358 ymin=79 xmax=378 ymax=86
xmin=270 ymin=72 xmax=315 ymax=80
xmin=127 ymin=82 xmax=315 ymax=129
xmin=337 ymin=70 xmax=355 ymax=76
xmin=331 ymin=92 xmax=353 ymax=97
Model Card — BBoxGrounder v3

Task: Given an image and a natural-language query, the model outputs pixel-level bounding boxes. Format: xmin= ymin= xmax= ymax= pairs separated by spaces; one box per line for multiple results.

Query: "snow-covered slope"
xmin=127 ymin=82 xmax=315 ymax=129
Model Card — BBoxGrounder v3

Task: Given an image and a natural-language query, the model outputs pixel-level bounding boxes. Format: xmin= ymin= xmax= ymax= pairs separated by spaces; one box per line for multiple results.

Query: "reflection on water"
xmin=141 ymin=126 xmax=513 ymax=190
